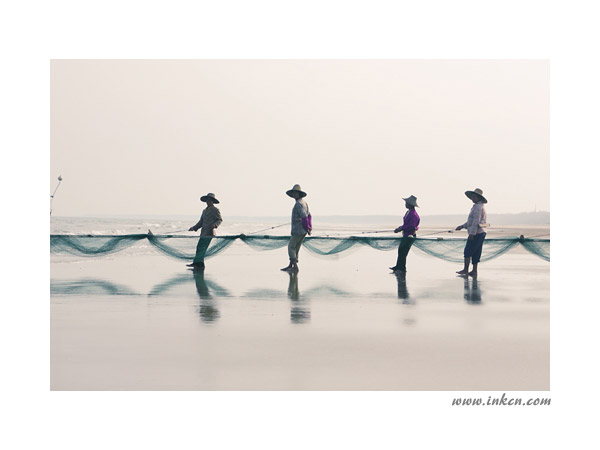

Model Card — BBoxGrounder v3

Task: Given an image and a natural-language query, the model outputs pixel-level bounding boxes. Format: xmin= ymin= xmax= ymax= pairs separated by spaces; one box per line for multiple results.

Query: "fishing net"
xmin=413 ymin=238 xmax=521 ymax=263
xmin=50 ymin=234 xmax=148 ymax=256
xmin=303 ymin=237 xmax=367 ymax=256
xmin=520 ymin=239 xmax=550 ymax=262
xmin=50 ymin=234 xmax=550 ymax=262
xmin=239 ymin=234 xmax=289 ymax=251
xmin=147 ymin=234 xmax=239 ymax=259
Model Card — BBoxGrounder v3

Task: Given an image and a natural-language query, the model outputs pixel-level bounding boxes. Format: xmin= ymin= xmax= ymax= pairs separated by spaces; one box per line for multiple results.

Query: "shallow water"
xmin=51 ymin=223 xmax=549 ymax=390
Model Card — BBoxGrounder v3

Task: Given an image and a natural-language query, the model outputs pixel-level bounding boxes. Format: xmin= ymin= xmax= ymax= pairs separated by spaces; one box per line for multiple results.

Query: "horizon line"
xmin=51 ymin=210 xmax=550 ymax=218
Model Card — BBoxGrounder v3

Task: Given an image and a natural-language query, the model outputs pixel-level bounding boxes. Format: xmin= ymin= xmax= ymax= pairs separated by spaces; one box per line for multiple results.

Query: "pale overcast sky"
xmin=50 ymin=59 xmax=548 ymax=217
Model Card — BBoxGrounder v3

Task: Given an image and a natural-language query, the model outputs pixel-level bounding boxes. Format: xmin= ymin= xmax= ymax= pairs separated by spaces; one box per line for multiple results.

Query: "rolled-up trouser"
xmin=288 ymin=233 xmax=307 ymax=263
xmin=463 ymin=232 xmax=486 ymax=265
xmin=395 ymin=236 xmax=415 ymax=271
xmin=193 ymin=236 xmax=213 ymax=265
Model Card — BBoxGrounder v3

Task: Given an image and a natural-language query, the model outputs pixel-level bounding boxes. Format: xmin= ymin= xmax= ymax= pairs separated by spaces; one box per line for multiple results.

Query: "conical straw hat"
xmin=402 ymin=195 xmax=419 ymax=207
xmin=465 ymin=188 xmax=487 ymax=203
xmin=200 ymin=193 xmax=220 ymax=204
xmin=286 ymin=184 xmax=307 ymax=198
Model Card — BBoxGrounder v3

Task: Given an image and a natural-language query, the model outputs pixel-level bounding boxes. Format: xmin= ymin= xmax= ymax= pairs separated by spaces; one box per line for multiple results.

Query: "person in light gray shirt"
xmin=455 ymin=188 xmax=488 ymax=277
xmin=281 ymin=184 xmax=311 ymax=272
xmin=187 ymin=193 xmax=223 ymax=270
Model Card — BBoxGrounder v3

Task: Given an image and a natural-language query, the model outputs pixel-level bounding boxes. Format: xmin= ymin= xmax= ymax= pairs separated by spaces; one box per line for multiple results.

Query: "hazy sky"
xmin=50 ymin=59 xmax=549 ymax=217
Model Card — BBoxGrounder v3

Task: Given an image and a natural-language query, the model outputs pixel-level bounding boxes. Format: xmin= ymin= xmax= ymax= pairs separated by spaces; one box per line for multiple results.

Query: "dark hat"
xmin=200 ymin=193 xmax=220 ymax=204
xmin=402 ymin=195 xmax=419 ymax=207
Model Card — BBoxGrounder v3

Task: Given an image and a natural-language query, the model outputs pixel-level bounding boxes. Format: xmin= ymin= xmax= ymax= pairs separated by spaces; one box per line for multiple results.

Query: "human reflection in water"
xmin=192 ymin=269 xmax=220 ymax=323
xmin=394 ymin=272 xmax=416 ymax=326
xmin=463 ymin=277 xmax=482 ymax=305
xmin=287 ymin=272 xmax=311 ymax=324
xmin=394 ymin=271 xmax=414 ymax=305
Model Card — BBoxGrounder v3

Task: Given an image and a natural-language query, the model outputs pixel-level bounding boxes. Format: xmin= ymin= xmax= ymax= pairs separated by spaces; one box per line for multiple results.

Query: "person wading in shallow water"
xmin=187 ymin=193 xmax=223 ymax=270
xmin=455 ymin=188 xmax=488 ymax=277
xmin=281 ymin=184 xmax=311 ymax=273
xmin=390 ymin=195 xmax=420 ymax=273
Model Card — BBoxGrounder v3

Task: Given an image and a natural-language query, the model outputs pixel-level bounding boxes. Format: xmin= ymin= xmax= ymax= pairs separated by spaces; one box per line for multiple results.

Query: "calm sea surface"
xmin=50 ymin=216 xmax=550 ymax=390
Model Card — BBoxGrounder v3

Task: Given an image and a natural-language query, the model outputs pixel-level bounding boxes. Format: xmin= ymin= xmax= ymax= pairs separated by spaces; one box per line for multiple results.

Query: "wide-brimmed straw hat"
xmin=403 ymin=195 xmax=419 ymax=207
xmin=200 ymin=193 xmax=220 ymax=204
xmin=465 ymin=188 xmax=487 ymax=203
xmin=286 ymin=184 xmax=307 ymax=198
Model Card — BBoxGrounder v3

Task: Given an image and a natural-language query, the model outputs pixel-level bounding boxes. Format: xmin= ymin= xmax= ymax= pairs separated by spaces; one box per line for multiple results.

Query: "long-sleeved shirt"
xmin=193 ymin=205 xmax=223 ymax=236
xmin=461 ymin=201 xmax=487 ymax=235
xmin=291 ymin=198 xmax=310 ymax=236
xmin=398 ymin=209 xmax=420 ymax=237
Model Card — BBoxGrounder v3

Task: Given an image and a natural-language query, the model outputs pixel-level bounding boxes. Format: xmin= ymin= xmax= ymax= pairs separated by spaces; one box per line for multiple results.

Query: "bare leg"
xmin=457 ymin=257 xmax=470 ymax=275
xmin=468 ymin=263 xmax=478 ymax=277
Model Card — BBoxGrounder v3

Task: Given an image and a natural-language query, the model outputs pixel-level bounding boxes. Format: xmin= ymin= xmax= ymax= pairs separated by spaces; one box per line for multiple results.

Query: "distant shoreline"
xmin=51 ymin=211 xmax=550 ymax=226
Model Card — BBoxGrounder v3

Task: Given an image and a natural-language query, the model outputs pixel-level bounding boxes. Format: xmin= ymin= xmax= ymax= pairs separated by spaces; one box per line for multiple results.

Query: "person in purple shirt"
xmin=390 ymin=195 xmax=420 ymax=273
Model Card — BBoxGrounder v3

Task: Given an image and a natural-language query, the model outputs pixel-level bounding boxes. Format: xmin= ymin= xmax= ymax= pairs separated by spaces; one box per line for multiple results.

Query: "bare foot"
xmin=456 ymin=269 xmax=468 ymax=275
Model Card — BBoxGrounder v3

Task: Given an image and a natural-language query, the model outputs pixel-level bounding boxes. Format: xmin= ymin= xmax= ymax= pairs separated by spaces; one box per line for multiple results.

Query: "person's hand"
xmin=455 ymin=225 xmax=463 ymax=231
xmin=188 ymin=227 xmax=196 ymax=232
xmin=307 ymin=229 xmax=312 ymax=236
xmin=394 ymin=228 xmax=400 ymax=233
xmin=468 ymin=234 xmax=475 ymax=241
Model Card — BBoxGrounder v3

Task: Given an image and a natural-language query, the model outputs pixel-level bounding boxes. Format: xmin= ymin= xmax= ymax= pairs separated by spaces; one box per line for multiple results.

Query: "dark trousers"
xmin=394 ymin=236 xmax=415 ymax=271
xmin=193 ymin=237 xmax=213 ymax=265
xmin=463 ymin=232 xmax=486 ymax=265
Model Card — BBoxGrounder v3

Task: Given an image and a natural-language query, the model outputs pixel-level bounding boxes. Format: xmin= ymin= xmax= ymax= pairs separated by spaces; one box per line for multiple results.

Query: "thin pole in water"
xmin=50 ymin=175 xmax=62 ymax=216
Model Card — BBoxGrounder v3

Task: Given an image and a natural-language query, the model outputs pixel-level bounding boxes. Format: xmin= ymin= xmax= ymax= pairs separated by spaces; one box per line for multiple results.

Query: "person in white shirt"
xmin=455 ymin=188 xmax=488 ymax=276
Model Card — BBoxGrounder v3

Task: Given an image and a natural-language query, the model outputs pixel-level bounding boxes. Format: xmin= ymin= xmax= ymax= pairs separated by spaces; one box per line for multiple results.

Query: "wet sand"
xmin=51 ymin=241 xmax=549 ymax=390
